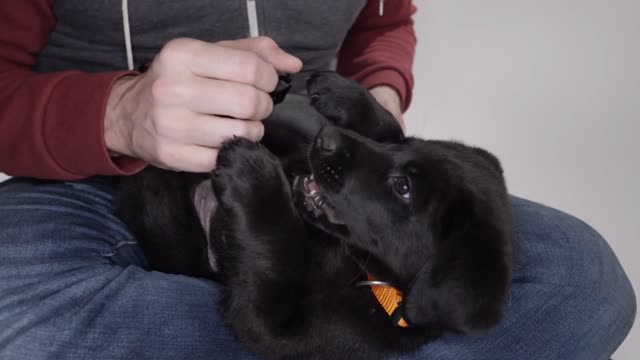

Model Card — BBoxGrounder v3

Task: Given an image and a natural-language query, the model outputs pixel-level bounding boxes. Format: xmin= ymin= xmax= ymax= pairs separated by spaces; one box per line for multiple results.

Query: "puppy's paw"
xmin=306 ymin=71 xmax=366 ymax=127
xmin=211 ymin=138 xmax=291 ymax=209
xmin=306 ymin=72 xmax=403 ymax=143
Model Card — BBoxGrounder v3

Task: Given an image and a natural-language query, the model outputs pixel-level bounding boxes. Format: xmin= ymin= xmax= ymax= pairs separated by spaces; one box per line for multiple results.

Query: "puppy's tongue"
xmin=304 ymin=175 xmax=321 ymax=195
xmin=301 ymin=175 xmax=345 ymax=226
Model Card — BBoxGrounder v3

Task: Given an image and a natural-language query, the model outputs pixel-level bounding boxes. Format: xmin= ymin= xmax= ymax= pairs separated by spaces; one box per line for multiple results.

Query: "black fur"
xmin=116 ymin=72 xmax=513 ymax=359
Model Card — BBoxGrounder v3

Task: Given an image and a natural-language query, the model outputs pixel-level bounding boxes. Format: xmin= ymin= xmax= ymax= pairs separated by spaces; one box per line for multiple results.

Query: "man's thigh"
xmin=0 ymin=177 xmax=255 ymax=360
xmin=402 ymin=196 xmax=636 ymax=360
xmin=2 ymin=179 xmax=634 ymax=360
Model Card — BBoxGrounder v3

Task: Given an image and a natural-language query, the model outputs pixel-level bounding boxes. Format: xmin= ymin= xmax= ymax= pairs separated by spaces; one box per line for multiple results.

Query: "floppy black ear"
xmin=473 ymin=146 xmax=504 ymax=175
xmin=402 ymin=209 xmax=512 ymax=334
xmin=306 ymin=71 xmax=404 ymax=143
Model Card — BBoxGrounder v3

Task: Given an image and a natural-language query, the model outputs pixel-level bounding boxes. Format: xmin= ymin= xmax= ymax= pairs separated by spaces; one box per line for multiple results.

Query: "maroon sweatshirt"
xmin=0 ymin=0 xmax=416 ymax=180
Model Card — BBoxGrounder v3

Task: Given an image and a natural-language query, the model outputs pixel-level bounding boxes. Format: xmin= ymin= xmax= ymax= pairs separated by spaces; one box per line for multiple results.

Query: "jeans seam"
xmin=99 ymin=241 xmax=139 ymax=257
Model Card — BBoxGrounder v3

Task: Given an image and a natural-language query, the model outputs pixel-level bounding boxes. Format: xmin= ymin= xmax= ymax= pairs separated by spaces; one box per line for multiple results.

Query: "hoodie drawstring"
xmin=246 ymin=0 xmax=260 ymax=37
xmin=120 ymin=0 xmax=379 ymax=69
xmin=122 ymin=0 xmax=134 ymax=70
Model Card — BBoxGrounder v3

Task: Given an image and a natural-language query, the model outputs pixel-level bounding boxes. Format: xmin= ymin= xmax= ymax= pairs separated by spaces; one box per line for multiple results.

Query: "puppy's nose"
xmin=315 ymin=127 xmax=341 ymax=153
xmin=316 ymin=134 xmax=337 ymax=153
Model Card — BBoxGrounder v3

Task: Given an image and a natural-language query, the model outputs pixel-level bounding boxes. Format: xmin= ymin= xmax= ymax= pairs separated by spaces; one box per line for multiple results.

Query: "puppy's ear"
xmin=306 ymin=71 xmax=404 ymax=143
xmin=402 ymin=208 xmax=511 ymax=334
xmin=473 ymin=147 xmax=504 ymax=175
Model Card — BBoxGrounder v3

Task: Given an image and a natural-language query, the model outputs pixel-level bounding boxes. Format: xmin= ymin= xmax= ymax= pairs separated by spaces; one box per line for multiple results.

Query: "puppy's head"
xmin=294 ymin=74 xmax=513 ymax=334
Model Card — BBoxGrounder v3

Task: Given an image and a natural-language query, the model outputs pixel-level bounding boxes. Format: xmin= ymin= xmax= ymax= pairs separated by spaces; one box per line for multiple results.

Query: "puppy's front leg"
xmin=210 ymin=138 xmax=308 ymax=352
xmin=307 ymin=72 xmax=404 ymax=143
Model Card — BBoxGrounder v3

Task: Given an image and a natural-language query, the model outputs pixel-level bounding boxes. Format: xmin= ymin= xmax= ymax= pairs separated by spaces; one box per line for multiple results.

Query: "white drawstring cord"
xmin=122 ymin=0 xmax=134 ymax=70
xmin=122 ymin=0 xmax=378 ymax=69
xmin=246 ymin=0 xmax=260 ymax=38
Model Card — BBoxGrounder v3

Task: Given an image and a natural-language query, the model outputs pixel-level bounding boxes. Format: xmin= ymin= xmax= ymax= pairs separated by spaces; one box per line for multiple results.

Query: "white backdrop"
xmin=405 ymin=1 xmax=639 ymax=358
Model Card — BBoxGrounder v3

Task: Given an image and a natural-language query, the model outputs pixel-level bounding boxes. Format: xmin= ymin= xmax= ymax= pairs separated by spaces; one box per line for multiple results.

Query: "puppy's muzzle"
xmin=310 ymin=126 xmax=351 ymax=192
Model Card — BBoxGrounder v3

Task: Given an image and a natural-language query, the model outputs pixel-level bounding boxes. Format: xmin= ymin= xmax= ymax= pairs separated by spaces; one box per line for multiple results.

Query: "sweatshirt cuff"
xmin=44 ymin=70 xmax=146 ymax=179
xmin=358 ymin=69 xmax=412 ymax=111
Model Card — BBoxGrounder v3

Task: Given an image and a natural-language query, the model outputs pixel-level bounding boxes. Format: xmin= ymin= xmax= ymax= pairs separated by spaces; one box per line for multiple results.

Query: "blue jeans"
xmin=0 ymin=177 xmax=635 ymax=360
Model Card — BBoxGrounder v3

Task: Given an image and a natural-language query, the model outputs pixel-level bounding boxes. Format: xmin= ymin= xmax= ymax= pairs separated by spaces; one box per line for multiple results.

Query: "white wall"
xmin=405 ymin=1 xmax=639 ymax=358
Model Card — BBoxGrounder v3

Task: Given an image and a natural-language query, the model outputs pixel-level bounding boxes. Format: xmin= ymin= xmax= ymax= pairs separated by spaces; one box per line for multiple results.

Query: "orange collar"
xmin=358 ymin=275 xmax=409 ymax=328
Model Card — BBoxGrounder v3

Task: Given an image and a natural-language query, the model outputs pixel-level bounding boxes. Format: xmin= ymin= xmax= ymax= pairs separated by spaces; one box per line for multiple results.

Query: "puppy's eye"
xmin=392 ymin=176 xmax=411 ymax=200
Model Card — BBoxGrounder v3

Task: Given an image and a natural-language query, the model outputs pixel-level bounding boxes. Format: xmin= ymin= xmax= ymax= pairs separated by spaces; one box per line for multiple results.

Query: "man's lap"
xmin=0 ymin=178 xmax=255 ymax=359
xmin=0 ymin=177 xmax=634 ymax=359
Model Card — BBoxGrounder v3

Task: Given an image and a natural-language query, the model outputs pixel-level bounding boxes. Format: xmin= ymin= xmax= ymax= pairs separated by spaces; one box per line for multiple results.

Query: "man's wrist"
xmin=369 ymin=85 xmax=405 ymax=131
xmin=105 ymin=75 xmax=138 ymax=157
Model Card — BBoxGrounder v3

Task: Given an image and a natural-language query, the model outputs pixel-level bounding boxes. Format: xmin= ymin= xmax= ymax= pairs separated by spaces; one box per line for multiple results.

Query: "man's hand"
xmin=105 ymin=37 xmax=302 ymax=172
xmin=369 ymin=85 xmax=405 ymax=132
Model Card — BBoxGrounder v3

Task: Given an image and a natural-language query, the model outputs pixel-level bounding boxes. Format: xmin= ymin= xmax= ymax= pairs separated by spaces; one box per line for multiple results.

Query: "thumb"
xmin=219 ymin=37 xmax=303 ymax=74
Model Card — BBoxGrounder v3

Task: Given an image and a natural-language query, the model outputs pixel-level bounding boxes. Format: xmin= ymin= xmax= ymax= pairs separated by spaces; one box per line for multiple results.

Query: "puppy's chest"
xmin=305 ymin=246 xmax=379 ymax=305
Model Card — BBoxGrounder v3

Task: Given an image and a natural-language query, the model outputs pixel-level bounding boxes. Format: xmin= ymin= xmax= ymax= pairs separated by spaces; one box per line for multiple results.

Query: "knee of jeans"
xmin=513 ymin=198 xmax=632 ymax=292
xmin=539 ymin=206 xmax=633 ymax=308
xmin=513 ymin=198 xmax=637 ymax=355
xmin=620 ymin=279 xmax=637 ymax=334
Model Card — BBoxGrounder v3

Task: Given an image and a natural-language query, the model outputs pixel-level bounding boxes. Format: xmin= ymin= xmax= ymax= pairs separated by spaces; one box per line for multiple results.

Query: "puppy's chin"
xmin=292 ymin=174 xmax=349 ymax=238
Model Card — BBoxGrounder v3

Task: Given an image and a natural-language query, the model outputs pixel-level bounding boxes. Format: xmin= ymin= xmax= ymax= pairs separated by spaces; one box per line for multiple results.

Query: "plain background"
xmin=404 ymin=1 xmax=639 ymax=359
xmin=1 ymin=0 xmax=638 ymax=358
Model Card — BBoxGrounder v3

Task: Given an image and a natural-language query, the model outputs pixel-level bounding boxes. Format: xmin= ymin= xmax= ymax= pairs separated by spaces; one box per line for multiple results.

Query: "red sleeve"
xmin=0 ymin=0 xmax=145 ymax=180
xmin=337 ymin=0 xmax=417 ymax=110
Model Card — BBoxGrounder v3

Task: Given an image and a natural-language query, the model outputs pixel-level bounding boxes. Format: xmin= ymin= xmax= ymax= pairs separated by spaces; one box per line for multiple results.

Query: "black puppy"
xmin=116 ymin=72 xmax=513 ymax=359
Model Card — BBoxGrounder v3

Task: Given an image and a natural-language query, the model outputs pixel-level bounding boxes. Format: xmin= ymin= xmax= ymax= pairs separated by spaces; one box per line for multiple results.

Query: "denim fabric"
xmin=0 ymin=177 xmax=635 ymax=359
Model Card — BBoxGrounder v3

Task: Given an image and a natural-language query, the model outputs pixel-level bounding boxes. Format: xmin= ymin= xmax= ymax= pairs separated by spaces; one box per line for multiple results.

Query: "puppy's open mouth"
xmin=293 ymin=174 xmax=344 ymax=226
xmin=299 ymin=175 xmax=326 ymax=216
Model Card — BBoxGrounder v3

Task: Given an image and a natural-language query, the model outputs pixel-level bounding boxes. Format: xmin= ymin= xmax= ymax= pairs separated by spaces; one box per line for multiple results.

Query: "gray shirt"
xmin=35 ymin=0 xmax=367 ymax=78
